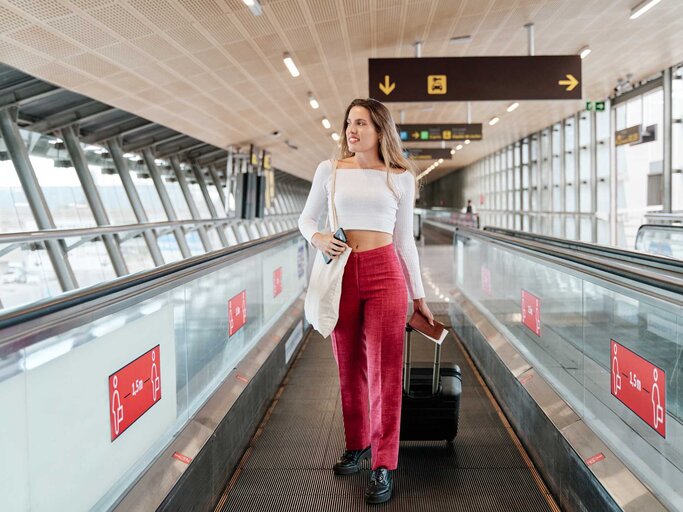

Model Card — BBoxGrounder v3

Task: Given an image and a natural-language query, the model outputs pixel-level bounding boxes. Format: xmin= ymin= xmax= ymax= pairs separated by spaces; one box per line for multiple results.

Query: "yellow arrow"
xmin=379 ymin=75 xmax=395 ymax=95
xmin=411 ymin=131 xmax=420 ymax=139
xmin=558 ymin=74 xmax=579 ymax=91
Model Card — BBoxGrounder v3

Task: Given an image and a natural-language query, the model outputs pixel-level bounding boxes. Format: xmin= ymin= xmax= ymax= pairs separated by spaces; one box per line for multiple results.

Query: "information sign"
xmin=610 ymin=339 xmax=666 ymax=437
xmin=403 ymin=147 xmax=453 ymax=160
xmin=521 ymin=290 xmax=541 ymax=336
xmin=273 ymin=267 xmax=282 ymax=297
xmin=109 ymin=345 xmax=162 ymax=441
xmin=615 ymin=125 xmax=642 ymax=146
xmin=369 ymin=56 xmax=582 ymax=101
xmin=228 ymin=290 xmax=247 ymax=336
xmin=397 ymin=124 xmax=482 ymax=142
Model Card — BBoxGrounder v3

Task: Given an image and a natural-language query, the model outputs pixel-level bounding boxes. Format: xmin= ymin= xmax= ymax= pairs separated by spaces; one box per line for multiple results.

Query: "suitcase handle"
xmin=404 ymin=324 xmax=442 ymax=396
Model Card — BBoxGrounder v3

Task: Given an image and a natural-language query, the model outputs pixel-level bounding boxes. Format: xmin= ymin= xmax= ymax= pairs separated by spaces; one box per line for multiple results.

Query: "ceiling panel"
xmin=0 ymin=0 xmax=681 ymax=183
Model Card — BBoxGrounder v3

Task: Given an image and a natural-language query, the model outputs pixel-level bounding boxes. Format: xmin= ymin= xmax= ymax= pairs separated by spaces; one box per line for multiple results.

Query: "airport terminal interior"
xmin=0 ymin=0 xmax=682 ymax=510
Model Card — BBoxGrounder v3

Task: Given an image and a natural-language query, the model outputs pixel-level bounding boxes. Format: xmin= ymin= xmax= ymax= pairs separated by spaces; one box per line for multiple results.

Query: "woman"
xmin=298 ymin=98 xmax=433 ymax=504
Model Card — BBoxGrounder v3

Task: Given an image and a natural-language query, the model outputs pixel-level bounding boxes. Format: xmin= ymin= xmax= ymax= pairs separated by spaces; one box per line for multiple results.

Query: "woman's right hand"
xmin=312 ymin=232 xmax=349 ymax=260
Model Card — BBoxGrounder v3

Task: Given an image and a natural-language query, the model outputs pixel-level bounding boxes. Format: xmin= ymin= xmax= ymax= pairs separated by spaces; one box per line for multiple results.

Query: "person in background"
xmin=298 ymin=98 xmax=433 ymax=504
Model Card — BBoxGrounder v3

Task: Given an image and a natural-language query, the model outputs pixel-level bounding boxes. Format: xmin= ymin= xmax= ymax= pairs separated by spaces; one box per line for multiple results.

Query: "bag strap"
xmin=329 ymin=159 xmax=339 ymax=231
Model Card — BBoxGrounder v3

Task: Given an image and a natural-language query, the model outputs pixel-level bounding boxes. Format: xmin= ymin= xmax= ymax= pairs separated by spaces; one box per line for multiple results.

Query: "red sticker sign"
xmin=481 ymin=265 xmax=491 ymax=296
xmin=273 ymin=267 xmax=282 ymax=297
xmin=109 ymin=346 xmax=161 ymax=441
xmin=521 ymin=290 xmax=541 ymax=336
xmin=172 ymin=452 xmax=193 ymax=464
xmin=228 ymin=290 xmax=247 ymax=336
xmin=611 ymin=339 xmax=666 ymax=437
xmin=585 ymin=452 xmax=605 ymax=466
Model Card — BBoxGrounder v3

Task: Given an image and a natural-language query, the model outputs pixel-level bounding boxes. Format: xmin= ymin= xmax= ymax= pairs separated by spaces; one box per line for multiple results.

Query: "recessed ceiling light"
xmin=506 ymin=102 xmax=519 ymax=112
xmin=464 ymin=139 xmax=471 ymax=144
xmin=322 ymin=118 xmax=331 ymax=129
xmin=438 ymin=158 xmax=444 ymax=164
xmin=489 ymin=117 xmax=500 ymax=126
xmin=450 ymin=149 xmax=456 ymax=155
xmin=449 ymin=35 xmax=472 ymax=44
xmin=308 ymin=92 xmax=319 ymax=109
xmin=331 ymin=132 xmax=340 ymax=141
xmin=283 ymin=52 xmax=299 ymax=77
xmin=456 ymin=144 xmax=463 ymax=150
xmin=242 ymin=0 xmax=262 ymax=16
xmin=578 ymin=45 xmax=591 ymax=59
xmin=630 ymin=0 xmax=662 ymax=19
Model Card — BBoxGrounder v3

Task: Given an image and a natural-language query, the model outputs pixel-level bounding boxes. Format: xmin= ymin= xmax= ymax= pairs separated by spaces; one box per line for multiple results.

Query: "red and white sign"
xmin=109 ymin=345 xmax=162 ymax=441
xmin=172 ymin=452 xmax=192 ymax=464
xmin=521 ymin=290 xmax=541 ymax=336
xmin=610 ymin=339 xmax=666 ymax=438
xmin=228 ymin=290 xmax=247 ymax=336
xmin=481 ymin=265 xmax=491 ymax=296
xmin=585 ymin=452 xmax=605 ymax=466
xmin=273 ymin=267 xmax=282 ymax=297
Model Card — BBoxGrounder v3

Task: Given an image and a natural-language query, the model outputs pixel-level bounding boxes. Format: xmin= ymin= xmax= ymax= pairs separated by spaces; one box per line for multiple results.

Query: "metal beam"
xmin=107 ymin=139 xmax=165 ymax=267
xmin=207 ymin=164 xmax=226 ymax=209
xmin=82 ymin=118 xmax=154 ymax=144
xmin=32 ymin=101 xmax=116 ymax=133
xmin=124 ymin=131 xmax=185 ymax=153
xmin=663 ymin=67 xmax=672 ymax=213
xmin=0 ymin=79 xmax=60 ymax=109
xmin=0 ymin=107 xmax=77 ymax=291
xmin=191 ymin=162 xmax=229 ymax=246
xmin=142 ymin=148 xmax=192 ymax=258
xmin=155 ymin=138 xmax=204 ymax=158
xmin=62 ymin=124 xmax=129 ymax=276
xmin=170 ymin=156 xmax=212 ymax=251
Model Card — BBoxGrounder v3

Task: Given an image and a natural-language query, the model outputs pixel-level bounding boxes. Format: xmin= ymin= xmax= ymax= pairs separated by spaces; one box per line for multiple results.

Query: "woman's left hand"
xmin=413 ymin=298 xmax=434 ymax=326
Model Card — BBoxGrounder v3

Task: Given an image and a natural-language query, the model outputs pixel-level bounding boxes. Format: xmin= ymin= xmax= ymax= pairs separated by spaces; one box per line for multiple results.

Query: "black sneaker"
xmin=365 ymin=467 xmax=393 ymax=504
xmin=333 ymin=446 xmax=371 ymax=475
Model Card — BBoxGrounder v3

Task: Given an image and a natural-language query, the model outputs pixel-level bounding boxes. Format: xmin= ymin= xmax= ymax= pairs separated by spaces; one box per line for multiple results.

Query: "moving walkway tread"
xmin=216 ymin=323 xmax=560 ymax=511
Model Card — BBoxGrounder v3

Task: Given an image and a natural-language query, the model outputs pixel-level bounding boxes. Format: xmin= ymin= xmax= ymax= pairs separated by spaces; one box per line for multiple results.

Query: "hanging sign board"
xmin=403 ymin=147 xmax=453 ymax=160
xmin=397 ymin=124 xmax=483 ymax=142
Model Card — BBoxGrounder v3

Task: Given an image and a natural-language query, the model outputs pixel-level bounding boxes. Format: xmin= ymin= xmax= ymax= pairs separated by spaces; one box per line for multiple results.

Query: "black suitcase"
xmin=400 ymin=324 xmax=462 ymax=441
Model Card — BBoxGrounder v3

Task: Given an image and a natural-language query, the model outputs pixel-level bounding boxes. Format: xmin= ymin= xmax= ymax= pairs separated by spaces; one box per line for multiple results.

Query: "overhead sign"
xmin=615 ymin=124 xmax=656 ymax=146
xmin=398 ymin=123 xmax=482 ymax=142
xmin=521 ymin=290 xmax=541 ymax=336
xmin=403 ymin=147 xmax=453 ymax=160
xmin=611 ymin=339 xmax=666 ymax=437
xmin=586 ymin=101 xmax=606 ymax=112
xmin=369 ymin=56 xmax=582 ymax=101
xmin=109 ymin=345 xmax=162 ymax=441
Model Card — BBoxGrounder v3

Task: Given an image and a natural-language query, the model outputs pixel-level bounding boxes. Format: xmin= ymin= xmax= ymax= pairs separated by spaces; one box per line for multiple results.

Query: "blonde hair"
xmin=333 ymin=98 xmax=420 ymax=198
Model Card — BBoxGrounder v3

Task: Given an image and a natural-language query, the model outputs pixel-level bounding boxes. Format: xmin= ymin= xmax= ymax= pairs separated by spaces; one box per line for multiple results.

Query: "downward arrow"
xmin=379 ymin=75 xmax=395 ymax=95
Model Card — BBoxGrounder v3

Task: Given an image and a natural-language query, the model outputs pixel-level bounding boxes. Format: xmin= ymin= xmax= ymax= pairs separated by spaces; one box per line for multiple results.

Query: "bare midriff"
xmin=345 ymin=230 xmax=393 ymax=252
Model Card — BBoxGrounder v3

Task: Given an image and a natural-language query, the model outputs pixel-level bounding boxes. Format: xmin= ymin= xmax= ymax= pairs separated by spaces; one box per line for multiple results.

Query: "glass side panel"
xmin=0 ymin=242 xmax=61 ymax=310
xmin=85 ymin=154 xmax=136 ymax=225
xmin=187 ymin=182 xmax=211 ymax=219
xmin=120 ymin=235 xmax=156 ymax=274
xmin=129 ymin=172 xmax=166 ymax=222
xmin=66 ymin=238 xmax=117 ymax=287
xmin=157 ymin=232 xmax=183 ymax=263
xmin=163 ymin=177 xmax=192 ymax=220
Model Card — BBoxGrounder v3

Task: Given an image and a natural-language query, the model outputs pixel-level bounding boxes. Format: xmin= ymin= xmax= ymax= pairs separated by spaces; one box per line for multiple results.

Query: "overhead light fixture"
xmin=322 ymin=118 xmax=331 ymax=129
xmin=48 ymin=138 xmax=63 ymax=145
xmin=437 ymin=158 xmax=444 ymax=164
xmin=283 ymin=52 xmax=300 ymax=77
xmin=630 ymin=0 xmax=662 ymax=19
xmin=456 ymin=144 xmax=463 ymax=150
xmin=242 ymin=0 xmax=263 ymax=16
xmin=449 ymin=35 xmax=472 ymax=44
xmin=506 ymin=102 xmax=519 ymax=112
xmin=308 ymin=92 xmax=319 ymax=109
xmin=578 ymin=45 xmax=591 ymax=59
xmin=489 ymin=117 xmax=500 ymax=126
xmin=331 ymin=132 xmax=340 ymax=141
xmin=450 ymin=149 xmax=456 ymax=155
xmin=464 ymin=139 xmax=471 ymax=144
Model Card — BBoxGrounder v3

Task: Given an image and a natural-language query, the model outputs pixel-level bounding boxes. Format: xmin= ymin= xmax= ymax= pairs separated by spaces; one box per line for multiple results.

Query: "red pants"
xmin=331 ymin=243 xmax=408 ymax=470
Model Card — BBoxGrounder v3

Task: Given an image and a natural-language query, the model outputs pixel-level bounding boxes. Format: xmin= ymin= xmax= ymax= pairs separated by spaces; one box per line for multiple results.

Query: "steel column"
xmin=610 ymin=105 xmax=617 ymax=246
xmin=191 ymin=163 xmax=229 ymax=246
xmin=62 ymin=125 xmax=129 ymax=276
xmin=142 ymin=149 xmax=191 ymax=258
xmin=663 ymin=67 xmax=673 ymax=213
xmin=590 ymin=110 xmax=598 ymax=243
xmin=169 ymin=157 xmax=211 ymax=251
xmin=208 ymin=164 xmax=227 ymax=210
xmin=0 ymin=107 xmax=77 ymax=291
xmin=107 ymin=139 xmax=165 ymax=267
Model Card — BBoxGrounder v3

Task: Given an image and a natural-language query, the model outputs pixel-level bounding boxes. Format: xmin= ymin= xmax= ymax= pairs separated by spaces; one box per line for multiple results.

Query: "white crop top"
xmin=298 ymin=159 xmax=425 ymax=300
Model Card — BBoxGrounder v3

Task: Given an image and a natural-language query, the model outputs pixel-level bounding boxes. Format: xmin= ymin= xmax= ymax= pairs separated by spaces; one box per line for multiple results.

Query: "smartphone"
xmin=323 ymin=227 xmax=347 ymax=264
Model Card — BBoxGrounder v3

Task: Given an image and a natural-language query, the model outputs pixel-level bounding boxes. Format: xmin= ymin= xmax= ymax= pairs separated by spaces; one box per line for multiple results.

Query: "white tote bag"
xmin=304 ymin=160 xmax=351 ymax=338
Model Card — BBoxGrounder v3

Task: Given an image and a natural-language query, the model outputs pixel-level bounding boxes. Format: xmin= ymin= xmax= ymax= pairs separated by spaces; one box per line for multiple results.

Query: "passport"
xmin=408 ymin=310 xmax=447 ymax=345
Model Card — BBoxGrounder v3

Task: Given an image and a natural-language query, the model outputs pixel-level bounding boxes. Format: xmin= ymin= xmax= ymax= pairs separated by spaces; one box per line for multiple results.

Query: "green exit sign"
xmin=586 ymin=101 xmax=606 ymax=112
